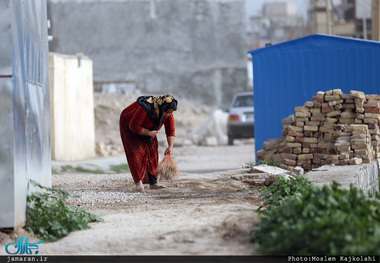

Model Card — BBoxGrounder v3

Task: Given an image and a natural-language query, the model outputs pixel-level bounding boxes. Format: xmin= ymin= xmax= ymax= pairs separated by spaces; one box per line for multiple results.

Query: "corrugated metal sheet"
xmin=0 ymin=0 xmax=51 ymax=228
xmin=248 ymin=34 xmax=380 ymax=155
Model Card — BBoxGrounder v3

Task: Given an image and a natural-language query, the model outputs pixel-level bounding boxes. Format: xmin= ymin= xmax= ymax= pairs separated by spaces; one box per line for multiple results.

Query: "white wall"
xmin=49 ymin=53 xmax=96 ymax=161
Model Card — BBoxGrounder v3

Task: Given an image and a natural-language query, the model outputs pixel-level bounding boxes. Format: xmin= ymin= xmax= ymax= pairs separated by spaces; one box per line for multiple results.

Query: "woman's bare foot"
xmin=135 ymin=181 xmax=144 ymax=192
xmin=150 ymin=183 xmax=166 ymax=189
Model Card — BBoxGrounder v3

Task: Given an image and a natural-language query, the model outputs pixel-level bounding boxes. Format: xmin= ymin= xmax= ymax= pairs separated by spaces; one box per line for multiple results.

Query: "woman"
xmin=119 ymin=94 xmax=178 ymax=191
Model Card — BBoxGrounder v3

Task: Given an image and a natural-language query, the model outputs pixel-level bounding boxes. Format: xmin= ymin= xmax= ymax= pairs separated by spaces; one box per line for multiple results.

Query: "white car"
xmin=227 ymin=91 xmax=254 ymax=145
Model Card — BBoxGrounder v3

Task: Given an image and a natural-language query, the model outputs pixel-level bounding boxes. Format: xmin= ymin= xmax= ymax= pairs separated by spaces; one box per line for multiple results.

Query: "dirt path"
xmin=39 ymin=170 xmax=261 ymax=255
xmin=0 ymin=143 xmax=263 ymax=255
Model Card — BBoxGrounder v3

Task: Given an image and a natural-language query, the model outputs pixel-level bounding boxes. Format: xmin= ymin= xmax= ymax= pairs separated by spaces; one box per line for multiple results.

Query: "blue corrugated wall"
xmin=249 ymin=34 xmax=380 ymax=156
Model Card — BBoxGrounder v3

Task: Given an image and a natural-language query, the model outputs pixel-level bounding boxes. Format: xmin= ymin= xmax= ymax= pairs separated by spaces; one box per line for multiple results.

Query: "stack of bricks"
xmin=256 ymin=90 xmax=380 ymax=171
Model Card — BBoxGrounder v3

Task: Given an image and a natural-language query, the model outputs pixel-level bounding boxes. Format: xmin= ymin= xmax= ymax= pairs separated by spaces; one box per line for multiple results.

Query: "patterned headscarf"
xmin=137 ymin=94 xmax=178 ymax=123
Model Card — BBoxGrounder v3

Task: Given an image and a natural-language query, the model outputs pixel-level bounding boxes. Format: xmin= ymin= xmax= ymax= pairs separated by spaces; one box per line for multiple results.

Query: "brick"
xmin=297 ymin=159 xmax=312 ymax=165
xmin=326 ymin=117 xmax=338 ymax=123
xmin=286 ymin=142 xmax=302 ymax=148
xmin=295 ymin=106 xmax=310 ymax=112
xmin=352 ymin=144 xmax=369 ymax=150
xmin=328 ymin=101 xmax=337 ymax=106
xmin=340 ymin=159 xmax=351 ymax=165
xmin=327 ymin=111 xmax=341 ymax=117
xmin=365 ymin=108 xmax=380 ymax=114
xmin=350 ymin=157 xmax=362 ymax=165
xmin=304 ymin=101 xmax=313 ymax=107
xmin=310 ymin=148 xmax=325 ymax=154
xmin=324 ymin=133 xmax=333 ymax=139
xmin=337 ymin=145 xmax=351 ymax=152
xmin=316 ymin=91 xmax=325 ymax=97
xmin=368 ymin=123 xmax=379 ymax=129
xmin=310 ymin=114 xmax=325 ymax=121
xmin=364 ymin=118 xmax=379 ymax=124
xmin=356 ymin=113 xmax=365 ymax=119
xmin=366 ymin=94 xmax=380 ymax=100
xmin=282 ymin=153 xmax=297 ymax=160
xmin=322 ymin=105 xmax=335 ymax=113
xmin=351 ymin=134 xmax=368 ymax=140
xmin=304 ymin=125 xmax=319 ymax=132
xmin=339 ymin=119 xmax=355 ymax=124
xmin=288 ymin=126 xmax=303 ymax=132
xmin=312 ymin=96 xmax=324 ymax=103
xmin=296 ymin=117 xmax=309 ymax=122
xmin=303 ymin=137 xmax=318 ymax=143
xmin=355 ymin=97 xmax=365 ymax=104
xmin=298 ymin=154 xmax=313 ymax=160
xmin=341 ymin=94 xmax=355 ymax=100
xmin=333 ymin=89 xmax=343 ymax=95
xmin=295 ymin=136 xmax=304 ymax=143
xmin=339 ymin=153 xmax=350 ymax=159
xmin=288 ymin=130 xmax=297 ymax=137
xmin=306 ymin=121 xmax=320 ymax=126
xmin=284 ymin=147 xmax=292 ymax=154
xmin=356 ymin=107 xmax=365 ymax=114
xmin=296 ymin=121 xmax=304 ymax=127
xmin=319 ymin=126 xmax=334 ymax=133
xmin=282 ymin=159 xmax=297 ymax=166
xmin=285 ymin=136 xmax=295 ymax=142
xmin=364 ymin=99 xmax=380 ymax=108
xmin=342 ymin=104 xmax=355 ymax=109
xmin=304 ymin=130 xmax=314 ymax=137
xmin=293 ymin=147 xmax=302 ymax=154
xmin=325 ymin=95 xmax=341 ymax=101
xmin=355 ymin=149 xmax=369 ymax=155
xmin=350 ymin=90 xmax=365 ymax=99
xmin=314 ymin=132 xmax=324 ymax=138
xmin=295 ymin=111 xmax=311 ymax=118
xmin=369 ymin=129 xmax=380 ymax=135
xmin=341 ymin=111 xmax=356 ymax=119
xmin=350 ymin=124 xmax=368 ymax=131
xmin=303 ymin=148 xmax=310 ymax=153
xmin=312 ymin=101 xmax=322 ymax=108
xmin=354 ymin=118 xmax=363 ymax=124
xmin=310 ymin=108 xmax=321 ymax=114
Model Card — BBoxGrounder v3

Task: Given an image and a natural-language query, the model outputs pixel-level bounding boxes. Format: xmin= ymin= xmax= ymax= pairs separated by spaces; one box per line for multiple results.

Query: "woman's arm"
xmin=164 ymin=136 xmax=175 ymax=155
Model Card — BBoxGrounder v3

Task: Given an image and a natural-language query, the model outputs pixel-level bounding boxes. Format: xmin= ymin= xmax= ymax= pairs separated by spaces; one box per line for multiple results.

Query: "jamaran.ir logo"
xmin=5 ymin=237 xmax=43 ymax=255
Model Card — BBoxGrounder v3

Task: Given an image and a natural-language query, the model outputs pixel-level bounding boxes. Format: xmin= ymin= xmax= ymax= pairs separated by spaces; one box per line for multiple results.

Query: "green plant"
xmin=242 ymin=159 xmax=281 ymax=169
xmin=25 ymin=180 xmax=103 ymax=242
xmin=258 ymin=175 xmax=313 ymax=213
xmin=253 ymin=182 xmax=380 ymax=255
xmin=56 ymin=165 xmax=104 ymax=174
xmin=110 ymin=163 xmax=130 ymax=173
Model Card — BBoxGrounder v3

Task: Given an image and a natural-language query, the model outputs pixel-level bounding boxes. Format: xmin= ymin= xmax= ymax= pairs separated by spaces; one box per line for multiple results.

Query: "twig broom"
xmin=156 ymin=153 xmax=179 ymax=181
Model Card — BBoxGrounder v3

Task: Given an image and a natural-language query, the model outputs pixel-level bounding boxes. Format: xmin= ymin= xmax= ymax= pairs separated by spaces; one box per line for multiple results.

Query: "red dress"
xmin=119 ymin=101 xmax=175 ymax=184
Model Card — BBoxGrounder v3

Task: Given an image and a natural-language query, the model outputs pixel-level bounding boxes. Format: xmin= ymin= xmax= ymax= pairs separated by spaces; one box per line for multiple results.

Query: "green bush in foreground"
xmin=258 ymin=175 xmax=313 ymax=213
xmin=253 ymin=181 xmax=380 ymax=255
xmin=26 ymin=180 xmax=103 ymax=242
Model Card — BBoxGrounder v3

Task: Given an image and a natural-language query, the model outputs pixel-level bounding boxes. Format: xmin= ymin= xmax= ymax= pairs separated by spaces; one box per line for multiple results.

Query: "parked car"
xmin=227 ymin=91 xmax=254 ymax=145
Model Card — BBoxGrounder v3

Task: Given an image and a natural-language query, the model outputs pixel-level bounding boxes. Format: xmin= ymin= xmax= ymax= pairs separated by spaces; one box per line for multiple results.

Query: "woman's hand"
xmin=164 ymin=146 xmax=173 ymax=156
xmin=148 ymin=130 xmax=158 ymax=138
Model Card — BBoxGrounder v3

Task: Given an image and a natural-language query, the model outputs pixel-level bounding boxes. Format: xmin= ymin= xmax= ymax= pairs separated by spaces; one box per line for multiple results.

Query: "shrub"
xmin=26 ymin=180 xmax=103 ymax=242
xmin=258 ymin=175 xmax=313 ymax=213
xmin=253 ymin=182 xmax=380 ymax=255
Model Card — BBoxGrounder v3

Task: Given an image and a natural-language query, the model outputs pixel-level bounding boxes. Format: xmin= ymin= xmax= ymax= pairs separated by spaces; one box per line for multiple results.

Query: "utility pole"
xmin=326 ymin=0 xmax=332 ymax=35
xmin=373 ymin=0 xmax=380 ymax=41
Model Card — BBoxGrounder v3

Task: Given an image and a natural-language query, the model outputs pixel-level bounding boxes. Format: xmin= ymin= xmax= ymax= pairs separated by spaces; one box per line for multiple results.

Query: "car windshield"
xmin=233 ymin=95 xmax=253 ymax=108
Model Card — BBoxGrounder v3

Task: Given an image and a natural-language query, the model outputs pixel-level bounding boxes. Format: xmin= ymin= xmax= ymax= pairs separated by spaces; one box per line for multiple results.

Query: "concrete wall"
xmin=47 ymin=0 xmax=248 ymax=107
xmin=306 ymin=161 xmax=380 ymax=196
xmin=49 ymin=52 xmax=96 ymax=161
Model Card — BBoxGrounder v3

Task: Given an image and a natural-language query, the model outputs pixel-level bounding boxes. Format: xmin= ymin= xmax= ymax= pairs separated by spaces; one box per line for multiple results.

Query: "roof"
xmin=248 ymin=34 xmax=380 ymax=56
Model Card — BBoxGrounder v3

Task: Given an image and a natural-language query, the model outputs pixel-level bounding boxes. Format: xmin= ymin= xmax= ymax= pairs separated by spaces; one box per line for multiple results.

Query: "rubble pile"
xmin=257 ymin=90 xmax=380 ymax=171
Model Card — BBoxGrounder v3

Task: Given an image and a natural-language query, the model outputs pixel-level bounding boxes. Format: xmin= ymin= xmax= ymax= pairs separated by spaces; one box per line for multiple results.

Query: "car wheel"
xmin=228 ymin=136 xmax=234 ymax=145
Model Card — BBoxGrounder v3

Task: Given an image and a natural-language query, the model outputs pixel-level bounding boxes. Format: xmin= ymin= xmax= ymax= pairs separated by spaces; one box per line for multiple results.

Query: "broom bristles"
xmin=156 ymin=154 xmax=179 ymax=181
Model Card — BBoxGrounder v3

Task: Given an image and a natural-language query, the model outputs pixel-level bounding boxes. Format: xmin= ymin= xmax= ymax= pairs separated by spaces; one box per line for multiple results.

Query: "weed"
xmin=109 ymin=163 xmax=130 ymax=173
xmin=242 ymin=159 xmax=281 ymax=169
xmin=25 ymin=180 xmax=103 ymax=242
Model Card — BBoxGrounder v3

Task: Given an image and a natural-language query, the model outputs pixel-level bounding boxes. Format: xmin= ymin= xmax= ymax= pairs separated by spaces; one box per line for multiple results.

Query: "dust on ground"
xmin=0 ymin=167 xmax=262 ymax=255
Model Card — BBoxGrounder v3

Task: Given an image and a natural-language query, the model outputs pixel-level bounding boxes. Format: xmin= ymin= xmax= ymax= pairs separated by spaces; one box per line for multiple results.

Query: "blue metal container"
xmin=248 ymin=34 xmax=380 ymax=156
